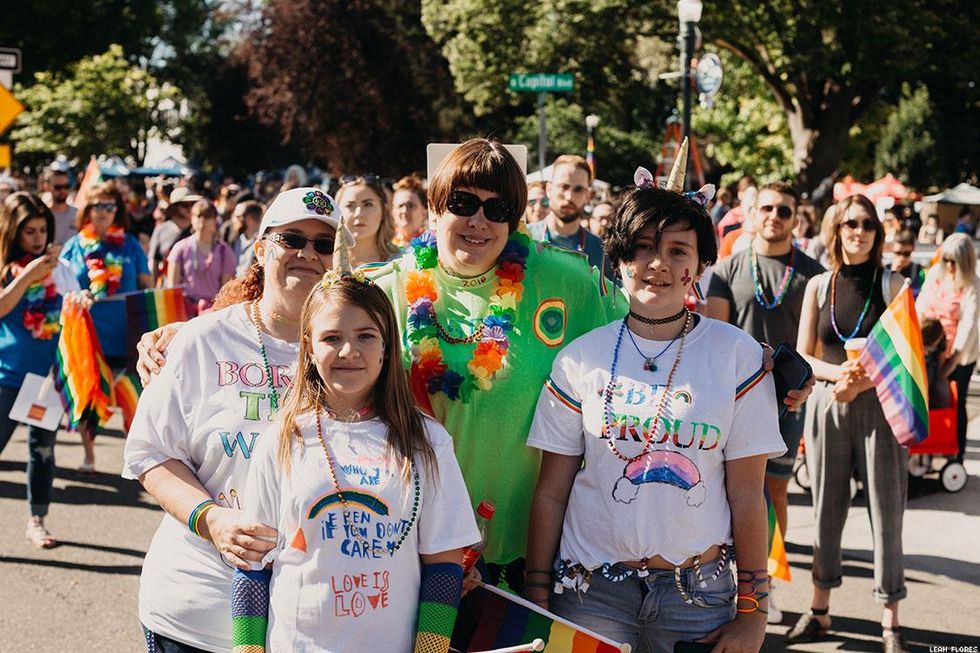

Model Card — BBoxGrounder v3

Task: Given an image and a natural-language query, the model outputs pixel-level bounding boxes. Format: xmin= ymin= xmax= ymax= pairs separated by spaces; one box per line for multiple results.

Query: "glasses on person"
xmin=52 ymin=184 xmax=70 ymax=191
xmin=528 ymin=198 xmax=550 ymax=208
xmin=842 ymin=218 xmax=876 ymax=231
xmin=264 ymin=232 xmax=335 ymax=255
xmin=759 ymin=204 xmax=794 ymax=220
xmin=447 ymin=190 xmax=515 ymax=223
xmin=92 ymin=202 xmax=117 ymax=212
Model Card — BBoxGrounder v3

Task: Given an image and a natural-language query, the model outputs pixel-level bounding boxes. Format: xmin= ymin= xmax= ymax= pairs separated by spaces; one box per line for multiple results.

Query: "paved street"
xmin=2 ymin=394 xmax=980 ymax=652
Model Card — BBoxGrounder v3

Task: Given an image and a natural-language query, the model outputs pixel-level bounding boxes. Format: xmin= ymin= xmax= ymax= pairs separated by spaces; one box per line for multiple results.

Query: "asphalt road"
xmin=1 ymin=395 xmax=979 ymax=652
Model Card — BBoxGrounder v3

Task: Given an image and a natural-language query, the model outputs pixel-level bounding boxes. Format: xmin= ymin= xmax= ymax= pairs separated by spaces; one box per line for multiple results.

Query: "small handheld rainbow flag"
xmin=765 ymin=486 xmax=791 ymax=582
xmin=857 ymin=283 xmax=929 ymax=446
xmin=455 ymin=583 xmax=631 ymax=652
xmin=55 ymin=302 xmax=114 ymax=432
xmin=125 ymin=288 xmax=188 ymax=372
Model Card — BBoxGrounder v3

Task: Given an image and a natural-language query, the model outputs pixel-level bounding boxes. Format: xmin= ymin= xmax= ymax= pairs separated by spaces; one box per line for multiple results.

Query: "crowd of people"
xmin=0 ymin=139 xmax=973 ymax=653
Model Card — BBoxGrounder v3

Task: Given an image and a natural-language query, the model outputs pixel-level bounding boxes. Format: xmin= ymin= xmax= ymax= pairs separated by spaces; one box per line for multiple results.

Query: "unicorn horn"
xmin=666 ymin=137 xmax=689 ymax=193
xmin=333 ymin=213 xmax=353 ymax=274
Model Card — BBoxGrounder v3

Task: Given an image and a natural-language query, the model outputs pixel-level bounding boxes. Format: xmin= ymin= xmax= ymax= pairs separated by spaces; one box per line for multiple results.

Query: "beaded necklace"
xmin=829 ymin=268 xmax=878 ymax=342
xmin=315 ymin=405 xmax=420 ymax=556
xmin=10 ymin=255 xmax=62 ymax=340
xmin=78 ymin=224 xmax=125 ymax=298
xmin=603 ymin=312 xmax=691 ymax=462
xmin=750 ymin=246 xmax=795 ymax=310
xmin=250 ymin=300 xmax=281 ymax=412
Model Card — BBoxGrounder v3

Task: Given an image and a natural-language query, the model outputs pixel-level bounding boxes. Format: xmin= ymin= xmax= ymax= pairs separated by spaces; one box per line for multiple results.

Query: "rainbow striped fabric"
xmin=765 ymin=486 xmax=791 ymax=581
xmin=856 ymin=284 xmax=929 ymax=447
xmin=455 ymin=583 xmax=630 ymax=652
xmin=55 ymin=302 xmax=114 ymax=431
xmin=125 ymin=288 xmax=188 ymax=371
xmin=112 ymin=371 xmax=142 ymax=433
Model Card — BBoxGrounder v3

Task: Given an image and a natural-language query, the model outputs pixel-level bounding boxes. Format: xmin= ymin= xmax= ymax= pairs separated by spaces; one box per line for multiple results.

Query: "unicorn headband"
xmin=320 ymin=214 xmax=373 ymax=287
xmin=633 ymin=137 xmax=715 ymax=207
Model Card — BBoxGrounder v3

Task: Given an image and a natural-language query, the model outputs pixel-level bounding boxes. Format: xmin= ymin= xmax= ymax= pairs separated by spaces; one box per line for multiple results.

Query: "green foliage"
xmin=875 ymin=85 xmax=941 ymax=189
xmin=11 ymin=45 xmax=184 ymax=167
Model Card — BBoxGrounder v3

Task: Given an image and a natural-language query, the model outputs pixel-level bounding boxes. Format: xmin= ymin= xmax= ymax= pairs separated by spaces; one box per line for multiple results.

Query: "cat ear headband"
xmin=633 ymin=138 xmax=715 ymax=207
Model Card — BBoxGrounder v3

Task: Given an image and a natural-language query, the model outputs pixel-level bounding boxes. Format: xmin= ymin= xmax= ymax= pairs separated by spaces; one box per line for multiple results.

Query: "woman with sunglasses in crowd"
xmin=0 ymin=192 xmax=87 ymax=548
xmin=525 ymin=160 xmax=785 ymax=653
xmin=60 ymin=181 xmax=152 ymax=471
xmin=123 ymin=187 xmax=339 ymax=653
xmin=336 ymin=175 xmax=401 ymax=268
xmin=391 ymin=173 xmax=429 ymax=248
xmin=166 ymin=199 xmax=236 ymax=317
xmin=789 ymin=194 xmax=909 ymax=652
xmin=525 ymin=181 xmax=550 ymax=223
xmin=916 ymin=232 xmax=979 ymax=465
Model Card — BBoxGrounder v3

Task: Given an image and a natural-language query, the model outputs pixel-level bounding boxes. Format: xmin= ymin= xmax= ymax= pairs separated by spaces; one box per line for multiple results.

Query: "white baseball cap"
xmin=257 ymin=186 xmax=340 ymax=239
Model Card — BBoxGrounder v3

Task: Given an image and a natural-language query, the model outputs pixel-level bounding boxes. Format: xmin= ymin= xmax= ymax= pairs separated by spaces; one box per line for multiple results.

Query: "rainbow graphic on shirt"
xmin=612 ymin=449 xmax=706 ymax=507
xmin=307 ymin=490 xmax=389 ymax=520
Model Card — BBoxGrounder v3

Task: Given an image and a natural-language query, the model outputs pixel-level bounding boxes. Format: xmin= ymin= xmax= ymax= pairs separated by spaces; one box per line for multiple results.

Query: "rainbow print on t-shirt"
xmin=612 ymin=449 xmax=705 ymax=507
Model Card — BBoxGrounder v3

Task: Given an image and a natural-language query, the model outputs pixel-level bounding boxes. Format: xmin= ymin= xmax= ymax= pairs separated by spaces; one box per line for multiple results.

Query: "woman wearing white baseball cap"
xmin=123 ymin=187 xmax=340 ymax=652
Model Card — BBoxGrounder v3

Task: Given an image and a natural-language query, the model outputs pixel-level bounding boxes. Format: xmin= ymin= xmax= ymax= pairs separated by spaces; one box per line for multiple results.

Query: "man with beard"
xmin=45 ymin=169 xmax=78 ymax=244
xmin=529 ymin=155 xmax=614 ymax=280
xmin=705 ymin=181 xmax=824 ymax=623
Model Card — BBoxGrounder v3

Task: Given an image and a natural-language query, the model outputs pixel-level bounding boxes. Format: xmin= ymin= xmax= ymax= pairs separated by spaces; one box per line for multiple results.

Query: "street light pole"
xmin=677 ymin=0 xmax=702 ymax=191
xmin=537 ymin=91 xmax=547 ymax=172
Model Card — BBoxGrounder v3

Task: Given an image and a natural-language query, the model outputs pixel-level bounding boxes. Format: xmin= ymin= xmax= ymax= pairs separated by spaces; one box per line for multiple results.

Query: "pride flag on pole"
xmin=765 ymin=486 xmax=791 ymax=581
xmin=125 ymin=288 xmax=188 ymax=372
xmin=857 ymin=283 xmax=929 ymax=446
xmin=455 ymin=583 xmax=631 ymax=652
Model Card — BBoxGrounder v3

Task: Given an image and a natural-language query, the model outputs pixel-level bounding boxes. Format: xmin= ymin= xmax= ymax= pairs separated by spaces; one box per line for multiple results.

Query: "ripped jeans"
xmin=0 ymin=385 xmax=59 ymax=517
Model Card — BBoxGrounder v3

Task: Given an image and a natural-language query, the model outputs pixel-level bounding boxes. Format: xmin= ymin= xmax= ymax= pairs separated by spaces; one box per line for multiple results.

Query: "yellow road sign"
xmin=0 ymin=84 xmax=24 ymax=136
xmin=0 ymin=144 xmax=9 ymax=168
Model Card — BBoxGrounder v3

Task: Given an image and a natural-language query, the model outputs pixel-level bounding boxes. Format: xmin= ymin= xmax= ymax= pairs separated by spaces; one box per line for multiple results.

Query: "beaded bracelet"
xmin=188 ymin=499 xmax=217 ymax=538
xmin=736 ymin=593 xmax=769 ymax=615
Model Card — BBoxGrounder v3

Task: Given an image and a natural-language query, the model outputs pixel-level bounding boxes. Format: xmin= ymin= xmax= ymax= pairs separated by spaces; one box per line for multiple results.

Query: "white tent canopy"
xmin=923 ymin=182 xmax=980 ymax=205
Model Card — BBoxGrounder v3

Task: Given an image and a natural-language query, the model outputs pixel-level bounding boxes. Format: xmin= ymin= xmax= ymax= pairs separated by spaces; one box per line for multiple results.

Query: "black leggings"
xmin=949 ymin=362 xmax=975 ymax=462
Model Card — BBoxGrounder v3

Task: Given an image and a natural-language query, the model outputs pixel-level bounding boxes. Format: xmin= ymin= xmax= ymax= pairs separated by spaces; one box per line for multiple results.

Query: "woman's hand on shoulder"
xmin=698 ymin=611 xmax=766 ymax=653
xmin=136 ymin=323 xmax=183 ymax=386
xmin=200 ymin=506 xmax=277 ymax=571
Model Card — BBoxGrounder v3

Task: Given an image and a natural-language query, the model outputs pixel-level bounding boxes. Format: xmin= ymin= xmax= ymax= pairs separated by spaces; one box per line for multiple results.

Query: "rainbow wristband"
xmin=188 ymin=499 xmax=217 ymax=538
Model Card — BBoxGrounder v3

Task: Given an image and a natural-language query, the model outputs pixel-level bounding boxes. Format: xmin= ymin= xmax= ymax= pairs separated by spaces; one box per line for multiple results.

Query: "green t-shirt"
xmin=372 ymin=241 xmax=627 ymax=563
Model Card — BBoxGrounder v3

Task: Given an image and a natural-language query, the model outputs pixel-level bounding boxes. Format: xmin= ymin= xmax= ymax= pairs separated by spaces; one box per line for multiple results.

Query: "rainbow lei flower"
xmin=11 ymin=256 xmax=62 ymax=340
xmin=405 ymin=230 xmax=529 ymax=403
xmin=79 ymin=224 xmax=125 ymax=299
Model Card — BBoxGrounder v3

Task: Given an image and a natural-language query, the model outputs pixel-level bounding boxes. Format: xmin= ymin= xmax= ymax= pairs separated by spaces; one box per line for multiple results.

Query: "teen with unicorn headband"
xmin=232 ymin=216 xmax=479 ymax=653
xmin=525 ymin=140 xmax=786 ymax=653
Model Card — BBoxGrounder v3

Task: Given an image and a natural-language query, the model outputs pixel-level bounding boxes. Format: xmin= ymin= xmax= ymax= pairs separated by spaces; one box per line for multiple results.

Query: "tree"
xmin=10 ymin=45 xmax=184 ymax=167
xmin=875 ymin=85 xmax=941 ymax=190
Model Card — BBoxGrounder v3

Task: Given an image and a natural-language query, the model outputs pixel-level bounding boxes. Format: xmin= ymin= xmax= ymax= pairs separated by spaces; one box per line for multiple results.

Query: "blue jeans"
xmin=0 ymin=385 xmax=59 ymax=517
xmin=550 ymin=557 xmax=736 ymax=653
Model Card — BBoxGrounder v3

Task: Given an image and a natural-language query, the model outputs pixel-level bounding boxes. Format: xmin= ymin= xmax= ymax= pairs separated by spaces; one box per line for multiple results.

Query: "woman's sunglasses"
xmin=528 ymin=198 xmax=550 ymax=208
xmin=265 ymin=232 xmax=335 ymax=255
xmin=842 ymin=218 xmax=876 ymax=231
xmin=92 ymin=202 xmax=117 ymax=212
xmin=758 ymin=204 xmax=793 ymax=220
xmin=447 ymin=190 xmax=514 ymax=223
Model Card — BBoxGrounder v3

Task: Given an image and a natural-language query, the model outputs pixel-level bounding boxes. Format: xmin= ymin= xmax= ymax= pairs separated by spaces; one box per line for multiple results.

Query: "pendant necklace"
xmin=625 ymin=311 xmax=688 ymax=371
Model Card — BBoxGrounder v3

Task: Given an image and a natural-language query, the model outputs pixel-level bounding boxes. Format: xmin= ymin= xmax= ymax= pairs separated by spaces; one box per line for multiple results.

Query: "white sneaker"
xmin=767 ymin=582 xmax=783 ymax=624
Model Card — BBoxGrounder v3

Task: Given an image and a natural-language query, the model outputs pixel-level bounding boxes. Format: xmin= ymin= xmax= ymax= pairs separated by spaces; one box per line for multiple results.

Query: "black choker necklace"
xmin=628 ymin=307 xmax=688 ymax=326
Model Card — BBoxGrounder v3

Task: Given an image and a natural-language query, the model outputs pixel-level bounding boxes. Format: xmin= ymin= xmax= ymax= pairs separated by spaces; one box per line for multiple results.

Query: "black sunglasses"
xmin=93 ymin=202 xmax=117 ymax=212
xmin=447 ymin=190 xmax=515 ymax=223
xmin=842 ymin=218 xmax=876 ymax=231
xmin=52 ymin=184 xmax=71 ymax=191
xmin=265 ymin=231 xmax=335 ymax=255
xmin=759 ymin=204 xmax=793 ymax=220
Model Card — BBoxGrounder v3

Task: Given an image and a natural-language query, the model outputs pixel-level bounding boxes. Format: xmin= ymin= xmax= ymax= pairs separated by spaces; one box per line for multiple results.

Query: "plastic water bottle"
xmin=461 ymin=500 xmax=496 ymax=572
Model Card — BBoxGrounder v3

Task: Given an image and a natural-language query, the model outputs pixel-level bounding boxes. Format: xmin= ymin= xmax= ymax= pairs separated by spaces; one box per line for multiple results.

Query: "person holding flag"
xmin=789 ymin=194 xmax=909 ymax=652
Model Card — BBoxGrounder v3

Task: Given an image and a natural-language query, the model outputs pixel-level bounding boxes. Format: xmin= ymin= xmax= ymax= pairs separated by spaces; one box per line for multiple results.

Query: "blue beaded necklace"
xmin=829 ymin=268 xmax=879 ymax=342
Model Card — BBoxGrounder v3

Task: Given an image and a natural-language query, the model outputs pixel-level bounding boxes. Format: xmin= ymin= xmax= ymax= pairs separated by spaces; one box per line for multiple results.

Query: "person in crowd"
xmin=122 ymin=187 xmax=339 ymax=652
xmin=218 ymin=188 xmax=256 ymax=246
xmin=232 ymin=200 xmax=264 ymax=275
xmin=706 ymin=181 xmax=825 ymax=624
xmin=148 ymin=186 xmax=202 ymax=283
xmin=60 ymin=181 xmax=151 ymax=472
xmin=794 ymin=202 xmax=817 ymax=251
xmin=717 ymin=186 xmax=758 ymax=260
xmin=528 ymin=154 xmax=615 ymax=280
xmin=589 ymin=201 xmax=615 ymax=238
xmin=231 ymin=243 xmax=478 ymax=653
xmin=281 ymin=164 xmax=308 ymax=192
xmin=953 ymin=206 xmax=975 ymax=236
xmin=717 ymin=175 xmax=757 ymax=240
xmin=0 ymin=192 xmax=86 ymax=548
xmin=711 ymin=186 xmax=733 ymax=226
xmin=336 ymin=175 xmax=400 ymax=267
xmin=918 ymin=214 xmax=944 ymax=246
xmin=392 ymin=173 xmax=429 ymax=248
xmin=526 ymin=164 xmax=783 ymax=653
xmin=215 ymin=182 xmax=242 ymax=221
xmin=804 ymin=203 xmax=838 ymax=268
xmin=916 ymin=233 xmax=979 ymax=464
xmin=789 ymin=194 xmax=908 ymax=652
xmin=882 ymin=208 xmax=901 ymax=244
xmin=44 ymin=168 xmax=78 ymax=244
xmin=0 ymin=176 xmax=20 ymax=203
xmin=166 ymin=199 xmax=236 ymax=316
xmin=889 ymin=230 xmax=925 ymax=297
xmin=525 ymin=181 xmax=550 ymax=224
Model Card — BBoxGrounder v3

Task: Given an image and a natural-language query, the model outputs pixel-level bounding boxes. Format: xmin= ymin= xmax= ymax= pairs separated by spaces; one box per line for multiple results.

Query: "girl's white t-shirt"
xmin=244 ymin=412 xmax=479 ymax=653
xmin=528 ymin=317 xmax=785 ymax=569
xmin=122 ymin=302 xmax=297 ymax=652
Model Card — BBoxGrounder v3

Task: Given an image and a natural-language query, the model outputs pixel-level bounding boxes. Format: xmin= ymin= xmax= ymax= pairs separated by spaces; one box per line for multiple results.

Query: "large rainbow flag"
xmin=55 ymin=302 xmax=114 ymax=432
xmin=766 ymin=487 xmax=791 ymax=581
xmin=124 ymin=288 xmax=188 ymax=372
xmin=454 ymin=583 xmax=631 ymax=652
xmin=857 ymin=283 xmax=929 ymax=446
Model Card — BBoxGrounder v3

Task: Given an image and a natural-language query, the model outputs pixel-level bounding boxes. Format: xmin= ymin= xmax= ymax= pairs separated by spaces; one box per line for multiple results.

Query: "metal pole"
xmin=681 ymin=22 xmax=694 ymax=191
xmin=537 ymin=91 xmax=547 ymax=172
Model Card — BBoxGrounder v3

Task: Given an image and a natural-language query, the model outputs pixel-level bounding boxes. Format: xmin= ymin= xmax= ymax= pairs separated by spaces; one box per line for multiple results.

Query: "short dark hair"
xmin=603 ymin=187 xmax=717 ymax=268
xmin=239 ymin=200 xmax=264 ymax=222
xmin=760 ymin=181 xmax=799 ymax=205
xmin=893 ymin=229 xmax=916 ymax=247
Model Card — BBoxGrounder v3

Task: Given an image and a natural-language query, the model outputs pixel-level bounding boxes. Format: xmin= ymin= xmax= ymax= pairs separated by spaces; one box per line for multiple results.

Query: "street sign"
xmin=0 ymin=84 xmax=24 ymax=135
xmin=0 ymin=144 xmax=10 ymax=168
xmin=0 ymin=47 xmax=21 ymax=73
xmin=508 ymin=73 xmax=574 ymax=93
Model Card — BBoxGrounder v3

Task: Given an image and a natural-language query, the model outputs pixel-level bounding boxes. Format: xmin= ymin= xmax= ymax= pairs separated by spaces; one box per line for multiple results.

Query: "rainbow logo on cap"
xmin=303 ymin=189 xmax=334 ymax=216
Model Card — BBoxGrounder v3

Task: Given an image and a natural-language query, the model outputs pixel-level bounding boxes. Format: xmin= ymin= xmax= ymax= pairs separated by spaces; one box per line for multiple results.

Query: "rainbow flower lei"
xmin=79 ymin=224 xmax=125 ymax=299
xmin=11 ymin=256 xmax=62 ymax=340
xmin=406 ymin=230 xmax=530 ymax=403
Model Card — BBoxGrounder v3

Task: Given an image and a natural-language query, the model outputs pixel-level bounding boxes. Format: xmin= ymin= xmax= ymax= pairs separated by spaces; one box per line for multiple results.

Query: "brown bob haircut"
xmin=0 ymin=192 xmax=56 ymax=277
xmin=826 ymin=194 xmax=884 ymax=270
xmin=428 ymin=138 xmax=527 ymax=233
xmin=75 ymin=180 xmax=130 ymax=232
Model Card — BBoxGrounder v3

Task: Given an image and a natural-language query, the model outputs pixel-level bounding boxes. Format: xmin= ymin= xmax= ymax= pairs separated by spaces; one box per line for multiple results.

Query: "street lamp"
xmin=585 ymin=114 xmax=600 ymax=180
xmin=677 ymin=0 xmax=702 ymax=190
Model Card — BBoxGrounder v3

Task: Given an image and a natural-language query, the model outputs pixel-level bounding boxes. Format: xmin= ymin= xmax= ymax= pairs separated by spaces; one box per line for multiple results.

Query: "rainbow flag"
xmin=765 ymin=486 xmax=791 ymax=581
xmin=55 ymin=302 xmax=114 ymax=432
xmin=113 ymin=370 xmax=142 ymax=433
xmin=455 ymin=583 xmax=630 ymax=652
xmin=125 ymin=288 xmax=188 ymax=372
xmin=857 ymin=283 xmax=929 ymax=446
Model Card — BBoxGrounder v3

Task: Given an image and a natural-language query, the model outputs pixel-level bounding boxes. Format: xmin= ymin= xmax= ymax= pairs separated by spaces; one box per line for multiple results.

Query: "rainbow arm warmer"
xmin=231 ymin=567 xmax=271 ymax=653
xmin=414 ymin=562 xmax=464 ymax=653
